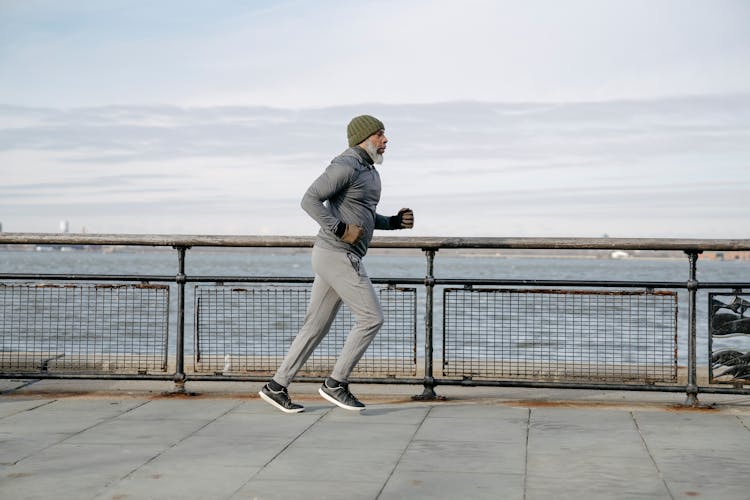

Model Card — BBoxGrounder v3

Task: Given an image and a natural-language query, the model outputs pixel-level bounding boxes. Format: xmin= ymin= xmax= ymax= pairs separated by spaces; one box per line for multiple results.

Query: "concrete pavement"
xmin=1 ymin=379 xmax=749 ymax=499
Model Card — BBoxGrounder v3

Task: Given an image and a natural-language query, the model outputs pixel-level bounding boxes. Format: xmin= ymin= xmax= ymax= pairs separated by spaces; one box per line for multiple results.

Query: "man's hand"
xmin=341 ymin=224 xmax=364 ymax=244
xmin=397 ymin=208 xmax=414 ymax=229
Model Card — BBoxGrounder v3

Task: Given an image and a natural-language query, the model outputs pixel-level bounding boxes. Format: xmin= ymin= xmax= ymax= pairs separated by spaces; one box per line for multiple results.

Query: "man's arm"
xmin=301 ymin=163 xmax=354 ymax=232
xmin=301 ymin=162 xmax=364 ymax=244
xmin=375 ymin=208 xmax=414 ymax=230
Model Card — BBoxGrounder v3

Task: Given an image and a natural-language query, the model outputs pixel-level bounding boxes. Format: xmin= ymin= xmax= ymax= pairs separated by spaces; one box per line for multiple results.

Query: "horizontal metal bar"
xmin=0 ymin=373 xmax=174 ymax=381
xmin=431 ymin=379 xmax=750 ymax=395
xmin=434 ymin=279 xmax=687 ymax=288
xmin=3 ymin=274 xmax=747 ymax=291
xmin=187 ymin=276 xmax=312 ymax=283
xmin=0 ymin=274 xmax=422 ymax=286
xmin=437 ymin=280 xmax=747 ymax=289
xmin=0 ymin=273 xmax=174 ymax=282
xmin=3 ymin=232 xmax=750 ymax=251
xmin=6 ymin=373 xmax=747 ymax=396
xmin=698 ymin=282 xmax=749 ymax=289
xmin=187 ymin=276 xmax=426 ymax=286
xmin=182 ymin=375 xmax=694 ymax=393
xmin=157 ymin=375 xmax=423 ymax=384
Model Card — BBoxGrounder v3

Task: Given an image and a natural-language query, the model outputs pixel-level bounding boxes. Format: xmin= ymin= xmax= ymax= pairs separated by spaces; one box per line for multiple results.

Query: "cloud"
xmin=0 ymin=173 xmax=172 ymax=198
xmin=0 ymin=94 xmax=748 ymax=236
xmin=3 ymin=94 xmax=749 ymax=160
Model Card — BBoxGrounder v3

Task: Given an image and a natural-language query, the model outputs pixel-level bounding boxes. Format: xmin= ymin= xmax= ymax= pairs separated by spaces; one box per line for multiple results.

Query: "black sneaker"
xmin=318 ymin=378 xmax=365 ymax=411
xmin=259 ymin=384 xmax=304 ymax=413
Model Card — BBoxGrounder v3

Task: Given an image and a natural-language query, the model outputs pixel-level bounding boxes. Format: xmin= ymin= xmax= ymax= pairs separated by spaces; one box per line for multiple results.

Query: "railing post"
xmin=684 ymin=250 xmax=702 ymax=406
xmin=173 ymin=245 xmax=189 ymax=393
xmin=414 ymin=248 xmax=443 ymax=400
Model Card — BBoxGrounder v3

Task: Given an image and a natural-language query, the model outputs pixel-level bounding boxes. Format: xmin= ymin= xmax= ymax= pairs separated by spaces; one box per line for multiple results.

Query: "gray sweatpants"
xmin=272 ymin=245 xmax=384 ymax=387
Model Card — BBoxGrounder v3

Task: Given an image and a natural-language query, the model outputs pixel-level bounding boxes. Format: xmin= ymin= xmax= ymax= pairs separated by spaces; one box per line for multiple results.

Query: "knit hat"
xmin=347 ymin=115 xmax=384 ymax=147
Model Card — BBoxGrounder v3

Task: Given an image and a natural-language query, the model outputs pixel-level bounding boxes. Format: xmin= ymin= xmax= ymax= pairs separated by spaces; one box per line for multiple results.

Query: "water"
xmin=2 ymin=247 xmax=749 ymax=366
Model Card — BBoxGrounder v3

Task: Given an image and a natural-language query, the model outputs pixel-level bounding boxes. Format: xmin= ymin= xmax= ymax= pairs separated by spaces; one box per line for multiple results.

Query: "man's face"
xmin=360 ymin=129 xmax=387 ymax=165
xmin=369 ymin=130 xmax=387 ymax=154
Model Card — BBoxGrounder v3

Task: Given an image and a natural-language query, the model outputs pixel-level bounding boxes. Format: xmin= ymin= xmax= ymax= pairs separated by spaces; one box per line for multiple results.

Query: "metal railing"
xmin=2 ymin=233 xmax=750 ymax=405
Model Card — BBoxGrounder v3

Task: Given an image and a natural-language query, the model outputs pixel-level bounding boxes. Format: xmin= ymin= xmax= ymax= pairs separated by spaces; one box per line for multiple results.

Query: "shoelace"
xmin=337 ymin=384 xmax=357 ymax=402
xmin=274 ymin=387 xmax=297 ymax=407
xmin=271 ymin=386 xmax=292 ymax=400
xmin=326 ymin=381 xmax=358 ymax=401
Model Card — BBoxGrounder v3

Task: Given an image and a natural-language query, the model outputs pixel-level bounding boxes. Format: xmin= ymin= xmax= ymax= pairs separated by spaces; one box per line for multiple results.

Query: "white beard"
xmin=361 ymin=141 xmax=384 ymax=165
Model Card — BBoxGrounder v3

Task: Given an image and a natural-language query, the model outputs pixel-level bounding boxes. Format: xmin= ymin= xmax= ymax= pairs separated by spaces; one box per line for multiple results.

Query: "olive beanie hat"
xmin=347 ymin=115 xmax=384 ymax=147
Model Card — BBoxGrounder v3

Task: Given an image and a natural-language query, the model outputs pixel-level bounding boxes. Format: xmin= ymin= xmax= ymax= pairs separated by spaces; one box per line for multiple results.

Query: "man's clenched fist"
xmin=341 ymin=224 xmax=364 ymax=244
xmin=396 ymin=208 xmax=414 ymax=229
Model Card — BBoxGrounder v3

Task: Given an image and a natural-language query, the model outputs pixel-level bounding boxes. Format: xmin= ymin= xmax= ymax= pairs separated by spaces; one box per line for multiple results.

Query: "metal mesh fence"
xmin=0 ymin=283 xmax=170 ymax=374
xmin=709 ymin=293 xmax=750 ymax=383
xmin=194 ymin=285 xmax=417 ymax=377
xmin=443 ymin=288 xmax=678 ymax=383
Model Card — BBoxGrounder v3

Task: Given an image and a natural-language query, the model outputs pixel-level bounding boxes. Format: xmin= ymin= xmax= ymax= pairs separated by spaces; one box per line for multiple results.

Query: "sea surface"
xmin=1 ymin=247 xmax=749 ymax=366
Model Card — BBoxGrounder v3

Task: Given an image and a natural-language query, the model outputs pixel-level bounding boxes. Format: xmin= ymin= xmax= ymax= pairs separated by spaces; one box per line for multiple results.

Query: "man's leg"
xmin=317 ymin=250 xmax=383 ymax=410
xmin=260 ymin=270 xmax=342 ymax=413
xmin=314 ymin=249 xmax=384 ymax=383
xmin=272 ymin=272 xmax=342 ymax=387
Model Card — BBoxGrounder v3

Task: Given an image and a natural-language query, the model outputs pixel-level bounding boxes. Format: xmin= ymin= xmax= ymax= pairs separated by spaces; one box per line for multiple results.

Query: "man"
xmin=259 ymin=115 xmax=414 ymax=413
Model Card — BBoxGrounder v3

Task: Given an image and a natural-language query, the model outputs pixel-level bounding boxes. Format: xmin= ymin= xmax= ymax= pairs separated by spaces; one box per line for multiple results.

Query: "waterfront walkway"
xmin=1 ymin=379 xmax=749 ymax=500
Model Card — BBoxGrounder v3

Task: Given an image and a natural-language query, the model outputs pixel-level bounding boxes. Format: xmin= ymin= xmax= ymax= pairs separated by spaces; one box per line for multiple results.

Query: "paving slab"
xmin=397 ymin=439 xmax=526 ymax=475
xmin=1 ymin=442 xmax=165 ymax=500
xmin=414 ymin=413 xmax=528 ymax=443
xmin=292 ymin=419 xmax=420 ymax=450
xmin=255 ymin=444 xmax=403 ymax=483
xmin=231 ymin=478 xmax=384 ymax=500
xmin=0 ymin=399 xmax=54 ymax=418
xmin=379 ymin=470 xmax=525 ymax=500
xmin=94 ymin=463 xmax=261 ymax=500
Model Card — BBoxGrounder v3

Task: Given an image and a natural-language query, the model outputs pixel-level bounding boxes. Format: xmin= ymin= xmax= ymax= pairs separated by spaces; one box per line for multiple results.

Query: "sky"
xmin=1 ymin=0 xmax=749 ymax=238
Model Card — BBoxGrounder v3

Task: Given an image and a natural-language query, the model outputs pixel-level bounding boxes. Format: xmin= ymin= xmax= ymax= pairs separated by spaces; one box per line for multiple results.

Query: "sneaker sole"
xmin=318 ymin=387 xmax=365 ymax=411
xmin=258 ymin=390 xmax=305 ymax=414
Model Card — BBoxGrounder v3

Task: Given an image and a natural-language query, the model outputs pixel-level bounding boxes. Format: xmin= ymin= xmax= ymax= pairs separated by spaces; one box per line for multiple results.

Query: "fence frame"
xmin=2 ymin=233 xmax=750 ymax=405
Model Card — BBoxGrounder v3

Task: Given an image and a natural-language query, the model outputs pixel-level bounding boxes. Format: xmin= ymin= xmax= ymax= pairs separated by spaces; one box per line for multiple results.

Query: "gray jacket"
xmin=301 ymin=147 xmax=393 ymax=258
